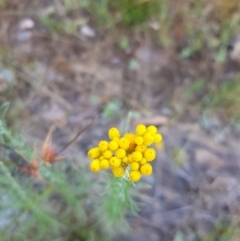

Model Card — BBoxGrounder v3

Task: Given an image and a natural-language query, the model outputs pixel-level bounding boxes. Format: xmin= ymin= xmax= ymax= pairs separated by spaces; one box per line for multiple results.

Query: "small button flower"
xmin=116 ymin=148 xmax=126 ymax=159
xmin=103 ymin=150 xmax=113 ymax=159
xmin=135 ymin=145 xmax=147 ymax=153
xmin=140 ymin=158 xmax=147 ymax=165
xmin=98 ymin=140 xmax=109 ymax=152
xmin=118 ymin=137 xmax=130 ymax=150
xmin=135 ymin=136 xmax=143 ymax=145
xmin=140 ymin=163 xmax=152 ymax=176
xmin=130 ymin=162 xmax=140 ymax=171
xmin=113 ymin=137 xmax=119 ymax=142
xmin=136 ymin=124 xmax=147 ymax=136
xmin=127 ymin=154 xmax=134 ymax=163
xmin=109 ymin=140 xmax=119 ymax=151
xmin=109 ymin=157 xmax=121 ymax=168
xmin=88 ymin=147 xmax=101 ymax=159
xmin=90 ymin=159 xmax=101 ymax=172
xmin=108 ymin=127 xmax=120 ymax=140
xmin=112 ymin=166 xmax=126 ymax=177
xmin=129 ymin=171 xmax=141 ymax=182
xmin=122 ymin=156 xmax=128 ymax=163
xmin=144 ymin=148 xmax=156 ymax=161
xmin=154 ymin=133 xmax=163 ymax=143
xmin=143 ymin=132 xmax=154 ymax=146
xmin=147 ymin=125 xmax=157 ymax=134
xmin=124 ymin=133 xmax=136 ymax=152
xmin=100 ymin=159 xmax=110 ymax=169
xmin=132 ymin=151 xmax=142 ymax=162
xmin=124 ymin=133 xmax=136 ymax=143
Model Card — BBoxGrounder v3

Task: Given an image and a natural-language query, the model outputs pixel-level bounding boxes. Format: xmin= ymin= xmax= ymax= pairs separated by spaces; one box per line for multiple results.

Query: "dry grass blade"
xmin=57 ymin=116 xmax=98 ymax=154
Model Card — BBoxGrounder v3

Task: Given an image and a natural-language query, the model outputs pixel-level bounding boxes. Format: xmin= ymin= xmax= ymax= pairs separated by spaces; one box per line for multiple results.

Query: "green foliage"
xmin=0 ymin=0 xmax=6 ymax=7
xmin=203 ymin=219 xmax=234 ymax=241
xmin=39 ymin=16 xmax=76 ymax=35
xmin=213 ymin=18 xmax=238 ymax=63
xmin=94 ymin=176 xmax=138 ymax=236
xmin=88 ymin=0 xmax=112 ymax=26
xmin=61 ymin=0 xmax=159 ymax=27
xmin=0 ymin=103 xmax=137 ymax=241
xmin=0 ymin=102 xmax=9 ymax=121
xmin=35 ymin=0 xmax=240 ymax=64
xmin=39 ymin=16 xmax=62 ymax=34
xmin=128 ymin=58 xmax=139 ymax=70
xmin=173 ymin=232 xmax=185 ymax=241
xmin=185 ymin=79 xmax=205 ymax=100
xmin=181 ymin=38 xmax=204 ymax=58
xmin=119 ymin=36 xmax=129 ymax=50
xmin=207 ymin=77 xmax=240 ymax=121
xmin=111 ymin=0 xmax=159 ymax=27
xmin=102 ymin=99 xmax=123 ymax=121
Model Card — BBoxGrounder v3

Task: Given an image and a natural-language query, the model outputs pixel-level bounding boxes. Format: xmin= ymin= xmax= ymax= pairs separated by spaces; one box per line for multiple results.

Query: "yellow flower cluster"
xmin=88 ymin=124 xmax=163 ymax=182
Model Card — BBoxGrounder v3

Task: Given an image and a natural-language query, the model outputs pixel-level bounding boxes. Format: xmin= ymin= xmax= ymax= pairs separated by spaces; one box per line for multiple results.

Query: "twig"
xmin=57 ymin=116 xmax=98 ymax=154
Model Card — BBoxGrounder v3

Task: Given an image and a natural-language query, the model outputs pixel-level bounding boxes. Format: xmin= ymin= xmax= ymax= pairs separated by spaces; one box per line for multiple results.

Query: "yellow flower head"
xmin=154 ymin=133 xmax=163 ymax=143
xmin=112 ymin=166 xmax=126 ymax=177
xmin=130 ymin=162 xmax=140 ymax=171
xmin=135 ymin=145 xmax=147 ymax=153
xmin=116 ymin=148 xmax=126 ymax=159
xmin=124 ymin=133 xmax=136 ymax=143
xmin=140 ymin=163 xmax=152 ymax=176
xmin=113 ymin=137 xmax=119 ymax=142
xmin=124 ymin=133 xmax=136 ymax=152
xmin=109 ymin=140 xmax=119 ymax=151
xmin=122 ymin=156 xmax=128 ymax=163
xmin=135 ymin=136 xmax=144 ymax=145
xmin=136 ymin=124 xmax=147 ymax=136
xmin=118 ymin=137 xmax=130 ymax=150
xmin=88 ymin=124 xmax=162 ymax=182
xmin=129 ymin=171 xmax=141 ymax=182
xmin=140 ymin=158 xmax=147 ymax=165
xmin=103 ymin=150 xmax=113 ymax=159
xmin=98 ymin=140 xmax=109 ymax=152
xmin=127 ymin=154 xmax=134 ymax=163
xmin=132 ymin=151 xmax=143 ymax=162
xmin=109 ymin=157 xmax=121 ymax=168
xmin=144 ymin=148 xmax=156 ymax=161
xmin=88 ymin=147 xmax=101 ymax=159
xmin=147 ymin=125 xmax=157 ymax=134
xmin=108 ymin=127 xmax=120 ymax=140
xmin=100 ymin=159 xmax=110 ymax=169
xmin=143 ymin=132 xmax=154 ymax=146
xmin=90 ymin=159 xmax=101 ymax=172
